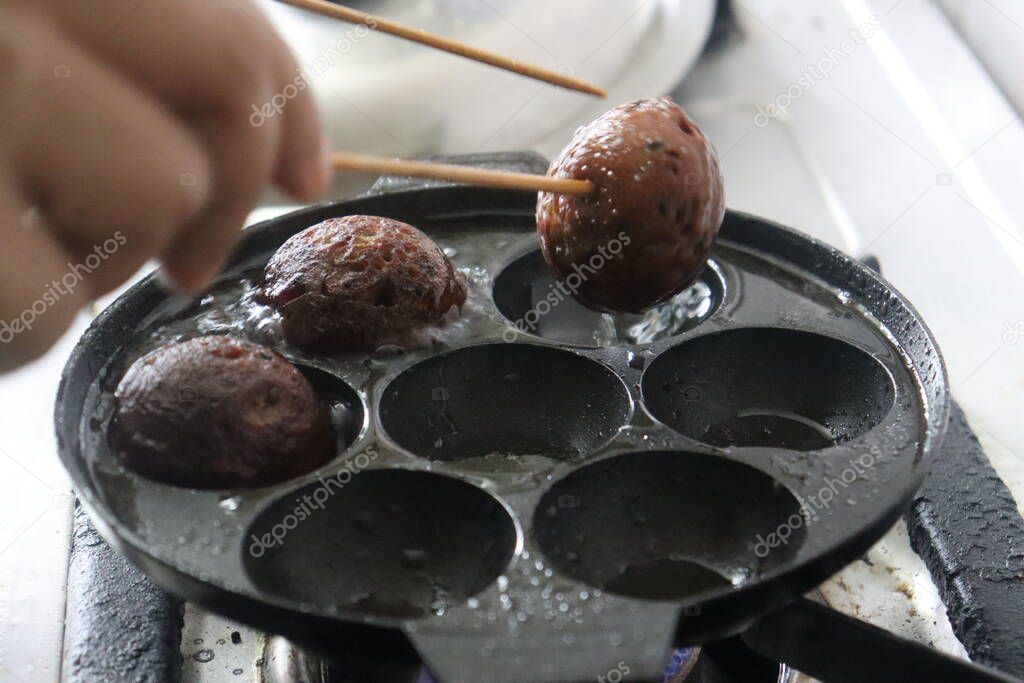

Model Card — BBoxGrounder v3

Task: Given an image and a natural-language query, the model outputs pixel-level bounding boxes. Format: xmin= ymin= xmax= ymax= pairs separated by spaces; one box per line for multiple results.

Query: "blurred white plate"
xmin=259 ymin=0 xmax=715 ymax=166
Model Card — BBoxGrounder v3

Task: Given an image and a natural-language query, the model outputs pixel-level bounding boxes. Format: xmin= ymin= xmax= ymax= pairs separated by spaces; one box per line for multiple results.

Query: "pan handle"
xmin=741 ymin=597 xmax=1021 ymax=683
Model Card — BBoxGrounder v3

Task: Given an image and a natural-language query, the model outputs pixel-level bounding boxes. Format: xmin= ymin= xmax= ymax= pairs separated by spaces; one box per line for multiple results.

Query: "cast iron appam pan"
xmin=55 ymin=153 xmax=1016 ymax=682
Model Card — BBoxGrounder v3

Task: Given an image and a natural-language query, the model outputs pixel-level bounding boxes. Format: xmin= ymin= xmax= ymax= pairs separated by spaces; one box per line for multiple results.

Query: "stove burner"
xmin=261 ymin=634 xmax=426 ymax=683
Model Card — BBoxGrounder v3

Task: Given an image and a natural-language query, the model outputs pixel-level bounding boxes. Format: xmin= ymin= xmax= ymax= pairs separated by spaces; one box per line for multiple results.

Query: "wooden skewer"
xmin=275 ymin=0 xmax=606 ymax=97
xmin=332 ymin=152 xmax=595 ymax=196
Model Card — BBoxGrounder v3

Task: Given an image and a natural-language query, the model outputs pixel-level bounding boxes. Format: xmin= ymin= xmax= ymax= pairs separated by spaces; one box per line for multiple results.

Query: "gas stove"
xmin=2 ymin=0 xmax=1022 ymax=681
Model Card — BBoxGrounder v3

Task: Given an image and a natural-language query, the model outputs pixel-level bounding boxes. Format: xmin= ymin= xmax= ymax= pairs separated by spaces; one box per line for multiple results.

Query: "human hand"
xmin=0 ymin=0 xmax=327 ymax=370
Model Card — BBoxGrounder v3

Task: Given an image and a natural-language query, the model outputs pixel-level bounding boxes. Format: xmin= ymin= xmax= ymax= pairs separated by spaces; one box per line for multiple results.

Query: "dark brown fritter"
xmin=260 ymin=216 xmax=467 ymax=353
xmin=112 ymin=336 xmax=334 ymax=489
xmin=536 ymin=97 xmax=725 ymax=313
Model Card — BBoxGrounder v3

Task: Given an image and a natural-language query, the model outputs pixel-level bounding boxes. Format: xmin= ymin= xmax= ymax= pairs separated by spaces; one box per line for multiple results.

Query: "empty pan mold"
xmin=642 ymin=329 xmax=895 ymax=450
xmin=379 ymin=343 xmax=630 ymax=461
xmin=533 ymin=451 xmax=806 ymax=600
xmin=244 ymin=469 xmax=517 ymax=617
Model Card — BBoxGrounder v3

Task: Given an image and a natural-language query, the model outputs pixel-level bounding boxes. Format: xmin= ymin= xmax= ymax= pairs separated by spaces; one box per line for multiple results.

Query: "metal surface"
xmin=256 ymin=638 xmax=801 ymax=683
xmin=860 ymin=255 xmax=1024 ymax=675
xmin=54 ymin=151 xmax=950 ymax=682
xmin=61 ymin=504 xmax=182 ymax=683
xmin=906 ymin=402 xmax=1024 ymax=676
xmin=260 ymin=635 xmax=428 ymax=683
xmin=743 ymin=597 xmax=1019 ymax=683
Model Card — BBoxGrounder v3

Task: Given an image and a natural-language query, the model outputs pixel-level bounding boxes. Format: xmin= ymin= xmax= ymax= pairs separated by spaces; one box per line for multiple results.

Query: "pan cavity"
xmin=243 ymin=469 xmax=517 ymax=618
xmin=379 ymin=343 xmax=630 ymax=462
xmin=533 ymin=451 xmax=806 ymax=600
xmin=642 ymin=329 xmax=894 ymax=450
xmin=493 ymin=250 xmax=723 ymax=347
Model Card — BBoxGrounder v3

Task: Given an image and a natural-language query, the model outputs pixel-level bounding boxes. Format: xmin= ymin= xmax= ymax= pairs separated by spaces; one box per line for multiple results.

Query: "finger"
xmin=52 ymin=197 xmax=186 ymax=300
xmin=0 ymin=178 xmax=88 ymax=372
xmin=2 ymin=23 xmax=213 ymax=281
xmin=48 ymin=0 xmax=267 ymax=108
xmin=270 ymin=64 xmax=331 ymax=202
xmin=51 ymin=0 xmax=328 ymax=200
xmin=159 ymin=109 xmax=282 ymax=293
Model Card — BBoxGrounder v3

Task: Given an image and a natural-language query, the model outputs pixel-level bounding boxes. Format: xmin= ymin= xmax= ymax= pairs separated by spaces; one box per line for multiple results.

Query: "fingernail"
xmin=155 ymin=266 xmax=210 ymax=297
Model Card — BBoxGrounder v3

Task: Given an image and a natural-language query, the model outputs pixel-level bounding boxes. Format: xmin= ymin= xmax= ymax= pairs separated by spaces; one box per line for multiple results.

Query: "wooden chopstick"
xmin=332 ymin=152 xmax=595 ymax=196
xmin=275 ymin=0 xmax=607 ymax=97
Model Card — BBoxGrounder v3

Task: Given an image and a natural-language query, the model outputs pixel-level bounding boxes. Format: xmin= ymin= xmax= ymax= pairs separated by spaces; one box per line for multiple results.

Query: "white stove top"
xmin=1 ymin=0 xmax=1021 ymax=680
